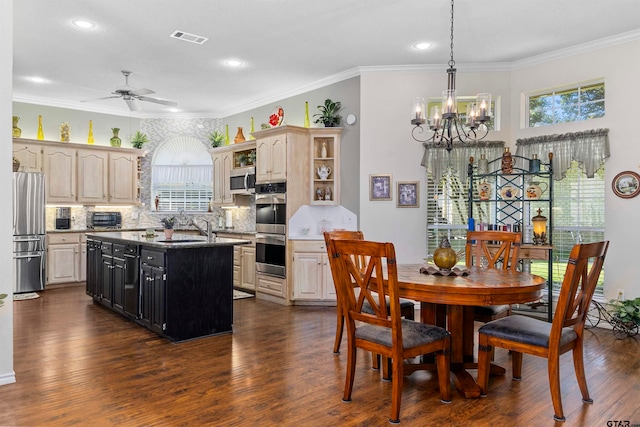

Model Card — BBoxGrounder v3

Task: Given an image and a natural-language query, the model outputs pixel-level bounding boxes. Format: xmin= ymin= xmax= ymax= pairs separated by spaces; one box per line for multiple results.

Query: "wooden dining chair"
xmin=328 ymin=238 xmax=451 ymax=424
xmin=465 ymin=230 xmax=522 ymax=322
xmin=323 ymin=231 xmax=415 ymax=355
xmin=476 ymin=241 xmax=609 ymax=422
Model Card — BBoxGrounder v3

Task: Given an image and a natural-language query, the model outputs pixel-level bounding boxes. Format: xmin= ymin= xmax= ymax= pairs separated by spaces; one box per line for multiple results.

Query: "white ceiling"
xmin=12 ymin=0 xmax=640 ymax=118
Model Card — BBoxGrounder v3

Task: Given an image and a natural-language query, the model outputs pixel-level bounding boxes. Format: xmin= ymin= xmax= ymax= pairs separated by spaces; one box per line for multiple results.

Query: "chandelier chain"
xmin=449 ymin=0 xmax=455 ymax=68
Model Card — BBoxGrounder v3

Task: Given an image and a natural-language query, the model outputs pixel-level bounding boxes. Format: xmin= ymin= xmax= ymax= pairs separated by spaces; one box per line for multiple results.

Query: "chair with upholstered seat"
xmin=477 ymin=241 xmax=609 ymax=422
xmin=328 ymin=237 xmax=451 ymax=424
xmin=465 ymin=230 xmax=522 ymax=322
xmin=323 ymin=231 xmax=415 ymax=354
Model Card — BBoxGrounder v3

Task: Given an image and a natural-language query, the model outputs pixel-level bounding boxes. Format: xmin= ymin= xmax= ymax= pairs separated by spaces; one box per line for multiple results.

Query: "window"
xmin=550 ymin=161 xmax=605 ymax=292
xmin=527 ymin=81 xmax=605 ymax=127
xmin=151 ymin=136 xmax=213 ymax=212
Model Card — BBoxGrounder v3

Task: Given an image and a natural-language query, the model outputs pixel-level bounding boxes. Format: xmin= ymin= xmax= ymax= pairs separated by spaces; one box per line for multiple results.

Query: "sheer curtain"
xmin=515 ymin=128 xmax=610 ymax=180
xmin=153 ymin=165 xmax=212 ymax=185
xmin=421 ymin=140 xmax=505 ymax=183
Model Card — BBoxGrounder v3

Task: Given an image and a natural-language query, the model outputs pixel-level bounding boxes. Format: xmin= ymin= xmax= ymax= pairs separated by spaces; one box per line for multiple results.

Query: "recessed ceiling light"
xmin=224 ymin=59 xmax=243 ymax=68
xmin=72 ymin=19 xmax=95 ymax=29
xmin=413 ymin=42 xmax=432 ymax=50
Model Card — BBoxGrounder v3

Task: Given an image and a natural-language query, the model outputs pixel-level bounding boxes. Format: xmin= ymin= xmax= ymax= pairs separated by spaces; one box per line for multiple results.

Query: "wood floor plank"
xmin=0 ymin=285 xmax=638 ymax=426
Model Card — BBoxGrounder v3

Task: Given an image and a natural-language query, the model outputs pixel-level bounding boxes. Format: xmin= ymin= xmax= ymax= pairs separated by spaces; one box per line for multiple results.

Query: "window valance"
xmin=153 ymin=165 xmax=212 ymax=185
xmin=515 ymin=128 xmax=609 ymax=180
xmin=421 ymin=140 xmax=505 ymax=183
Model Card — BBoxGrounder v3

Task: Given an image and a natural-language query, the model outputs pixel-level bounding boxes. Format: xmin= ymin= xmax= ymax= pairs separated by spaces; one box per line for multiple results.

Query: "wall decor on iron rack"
xmin=612 ymin=170 xmax=640 ymax=199
xmin=370 ymin=174 xmax=392 ymax=201
xmin=396 ymin=181 xmax=419 ymax=208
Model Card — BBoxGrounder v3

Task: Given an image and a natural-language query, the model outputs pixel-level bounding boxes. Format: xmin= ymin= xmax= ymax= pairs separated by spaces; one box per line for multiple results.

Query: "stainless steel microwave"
xmin=230 ymin=167 xmax=256 ymax=195
xmin=86 ymin=211 xmax=122 ymax=229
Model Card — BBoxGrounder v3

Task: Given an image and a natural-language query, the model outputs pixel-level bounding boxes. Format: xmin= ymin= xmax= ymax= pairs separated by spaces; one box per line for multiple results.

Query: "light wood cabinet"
xmin=310 ymin=130 xmax=341 ymax=205
xmin=256 ymin=273 xmax=286 ymax=299
xmin=255 ymin=134 xmax=287 ymax=183
xmin=47 ymin=233 xmax=85 ymax=285
xmin=16 ymin=138 xmax=143 ymax=205
xmin=108 ymin=152 xmax=138 ymax=204
xmin=12 ymin=143 xmax=43 ymax=172
xmin=77 ymin=150 xmax=108 ymax=204
xmin=292 ymin=240 xmax=336 ymax=302
xmin=43 ymin=146 xmax=77 ymax=204
xmin=211 ymin=148 xmax=234 ymax=206
xmin=218 ymin=232 xmax=255 ymax=291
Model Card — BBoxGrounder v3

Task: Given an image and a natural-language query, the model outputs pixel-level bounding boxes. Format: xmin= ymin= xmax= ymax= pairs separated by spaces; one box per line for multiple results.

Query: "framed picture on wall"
xmin=369 ymin=174 xmax=392 ymax=201
xmin=397 ymin=181 xmax=419 ymax=208
xmin=612 ymin=171 xmax=640 ymax=198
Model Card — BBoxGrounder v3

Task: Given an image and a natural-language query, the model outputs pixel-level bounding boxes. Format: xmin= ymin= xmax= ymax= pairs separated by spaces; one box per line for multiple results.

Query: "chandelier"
xmin=411 ymin=0 xmax=492 ymax=151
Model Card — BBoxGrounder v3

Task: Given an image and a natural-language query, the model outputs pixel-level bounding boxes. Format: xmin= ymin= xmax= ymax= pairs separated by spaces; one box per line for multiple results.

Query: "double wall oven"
xmin=255 ymin=182 xmax=286 ymax=278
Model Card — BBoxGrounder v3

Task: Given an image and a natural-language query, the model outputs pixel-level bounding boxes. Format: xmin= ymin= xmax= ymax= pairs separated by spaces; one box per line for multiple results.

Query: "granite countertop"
xmin=48 ymin=227 xmax=256 ymax=236
xmin=85 ymin=231 xmax=251 ymax=249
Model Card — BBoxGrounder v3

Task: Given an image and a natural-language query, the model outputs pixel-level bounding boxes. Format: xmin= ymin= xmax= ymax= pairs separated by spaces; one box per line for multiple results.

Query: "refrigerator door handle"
xmin=14 ymin=253 xmax=44 ymax=259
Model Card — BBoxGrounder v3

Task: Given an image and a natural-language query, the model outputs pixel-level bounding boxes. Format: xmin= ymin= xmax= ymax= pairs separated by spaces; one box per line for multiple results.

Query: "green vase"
xmin=110 ymin=128 xmax=122 ymax=147
xmin=12 ymin=116 xmax=22 ymax=138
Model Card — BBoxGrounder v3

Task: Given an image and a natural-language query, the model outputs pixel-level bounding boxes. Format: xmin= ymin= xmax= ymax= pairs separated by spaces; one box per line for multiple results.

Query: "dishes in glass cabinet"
xmin=499 ymin=185 xmax=519 ymax=200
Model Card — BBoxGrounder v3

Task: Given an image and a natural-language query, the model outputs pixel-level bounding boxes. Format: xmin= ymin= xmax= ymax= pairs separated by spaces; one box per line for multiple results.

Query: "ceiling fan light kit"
xmin=81 ymin=70 xmax=177 ymax=111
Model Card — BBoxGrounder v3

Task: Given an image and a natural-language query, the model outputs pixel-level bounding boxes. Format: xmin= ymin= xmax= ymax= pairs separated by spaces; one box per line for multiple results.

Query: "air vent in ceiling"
xmin=170 ymin=30 xmax=208 ymax=45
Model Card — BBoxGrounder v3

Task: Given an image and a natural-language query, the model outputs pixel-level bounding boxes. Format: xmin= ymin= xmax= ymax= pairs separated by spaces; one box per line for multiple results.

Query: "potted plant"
xmin=248 ymin=149 xmax=256 ymax=165
xmin=131 ymin=130 xmax=149 ymax=149
xmin=237 ymin=153 xmax=249 ymax=167
xmin=208 ymin=130 xmax=225 ymax=148
xmin=0 ymin=293 xmax=7 ymax=308
xmin=313 ymin=98 xmax=342 ymax=127
xmin=609 ymin=297 xmax=640 ymax=325
xmin=160 ymin=216 xmax=177 ymax=239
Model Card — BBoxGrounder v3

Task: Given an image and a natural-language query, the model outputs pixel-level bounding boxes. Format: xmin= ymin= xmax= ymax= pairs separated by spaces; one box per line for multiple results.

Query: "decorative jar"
xmin=433 ymin=237 xmax=458 ymax=272
xmin=12 ymin=116 xmax=21 ymax=137
xmin=60 ymin=122 xmax=70 ymax=142
xmin=110 ymin=128 xmax=122 ymax=147
xmin=234 ymin=127 xmax=246 ymax=143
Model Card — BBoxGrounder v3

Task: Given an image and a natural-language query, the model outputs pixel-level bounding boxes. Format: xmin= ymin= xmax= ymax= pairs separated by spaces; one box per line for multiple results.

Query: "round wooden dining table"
xmin=394 ymin=264 xmax=546 ymax=398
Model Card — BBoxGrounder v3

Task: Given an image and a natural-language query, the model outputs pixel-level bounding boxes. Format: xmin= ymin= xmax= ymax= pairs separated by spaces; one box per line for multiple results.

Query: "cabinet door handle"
xmin=147 ymin=256 xmax=153 ymax=260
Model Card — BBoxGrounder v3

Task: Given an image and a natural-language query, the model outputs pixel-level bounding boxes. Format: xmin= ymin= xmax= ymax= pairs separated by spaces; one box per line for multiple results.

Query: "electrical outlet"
xmin=617 ymin=289 xmax=625 ymax=301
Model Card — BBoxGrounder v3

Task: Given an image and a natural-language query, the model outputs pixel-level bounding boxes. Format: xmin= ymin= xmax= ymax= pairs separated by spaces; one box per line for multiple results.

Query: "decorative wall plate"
xmin=269 ymin=106 xmax=284 ymax=127
xmin=612 ymin=170 xmax=640 ymax=198
xmin=499 ymin=185 xmax=518 ymax=200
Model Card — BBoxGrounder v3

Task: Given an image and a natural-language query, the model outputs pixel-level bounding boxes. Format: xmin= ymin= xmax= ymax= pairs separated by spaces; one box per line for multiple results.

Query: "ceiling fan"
xmin=81 ymin=70 xmax=177 ymax=111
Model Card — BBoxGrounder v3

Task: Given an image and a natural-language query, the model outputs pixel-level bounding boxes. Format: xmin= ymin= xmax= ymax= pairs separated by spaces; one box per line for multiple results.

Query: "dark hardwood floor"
xmin=1 ymin=285 xmax=638 ymax=426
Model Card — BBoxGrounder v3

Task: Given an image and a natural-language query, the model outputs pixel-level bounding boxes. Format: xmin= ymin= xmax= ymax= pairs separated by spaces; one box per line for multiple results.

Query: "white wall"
xmin=359 ymin=69 xmax=511 ymax=263
xmin=0 ymin=0 xmax=15 ymax=385
xmin=510 ymin=40 xmax=640 ymax=300
xmin=357 ymin=40 xmax=640 ymax=300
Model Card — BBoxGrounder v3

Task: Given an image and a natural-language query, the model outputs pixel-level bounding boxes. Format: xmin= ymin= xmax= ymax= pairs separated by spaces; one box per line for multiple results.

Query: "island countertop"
xmin=85 ymin=231 xmax=251 ymax=249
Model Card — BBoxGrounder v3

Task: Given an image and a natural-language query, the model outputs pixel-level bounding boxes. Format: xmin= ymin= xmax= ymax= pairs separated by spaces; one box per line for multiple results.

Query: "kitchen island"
xmin=85 ymin=232 xmax=251 ymax=342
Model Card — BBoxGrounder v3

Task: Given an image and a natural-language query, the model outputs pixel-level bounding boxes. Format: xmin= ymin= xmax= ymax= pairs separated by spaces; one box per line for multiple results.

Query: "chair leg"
xmin=382 ymin=356 xmax=391 ymax=381
xmin=512 ymin=352 xmax=523 ymax=380
xmin=333 ymin=309 xmax=344 ymax=354
xmin=435 ymin=347 xmax=451 ymax=403
xmin=548 ymin=355 xmax=565 ymax=422
xmin=573 ymin=343 xmax=593 ymax=404
xmin=477 ymin=334 xmax=491 ymax=396
xmin=343 ymin=340 xmax=357 ymax=403
xmin=389 ymin=356 xmax=404 ymax=424
xmin=372 ymin=353 xmax=380 ymax=370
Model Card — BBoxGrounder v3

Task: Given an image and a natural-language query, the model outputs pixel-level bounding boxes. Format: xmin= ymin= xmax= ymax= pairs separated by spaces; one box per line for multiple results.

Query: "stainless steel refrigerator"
xmin=13 ymin=172 xmax=46 ymax=293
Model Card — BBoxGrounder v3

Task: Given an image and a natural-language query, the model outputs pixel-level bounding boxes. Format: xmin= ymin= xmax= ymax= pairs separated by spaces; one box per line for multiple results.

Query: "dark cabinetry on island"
xmin=86 ymin=232 xmax=244 ymax=342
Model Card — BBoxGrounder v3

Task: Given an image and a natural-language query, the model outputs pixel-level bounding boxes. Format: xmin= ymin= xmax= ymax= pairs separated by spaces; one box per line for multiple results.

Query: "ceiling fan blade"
xmin=81 ymin=95 xmax=122 ymax=102
xmin=137 ymin=95 xmax=178 ymax=107
xmin=125 ymin=98 xmax=140 ymax=111
xmin=130 ymin=88 xmax=154 ymax=96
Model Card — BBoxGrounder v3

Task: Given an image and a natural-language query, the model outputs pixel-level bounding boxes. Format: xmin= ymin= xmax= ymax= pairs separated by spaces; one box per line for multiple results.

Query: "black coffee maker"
xmin=55 ymin=207 xmax=71 ymax=229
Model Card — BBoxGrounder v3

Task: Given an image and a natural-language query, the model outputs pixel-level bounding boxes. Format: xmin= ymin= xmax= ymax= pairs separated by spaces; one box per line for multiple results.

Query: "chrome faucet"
xmin=188 ymin=218 xmax=216 ymax=241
